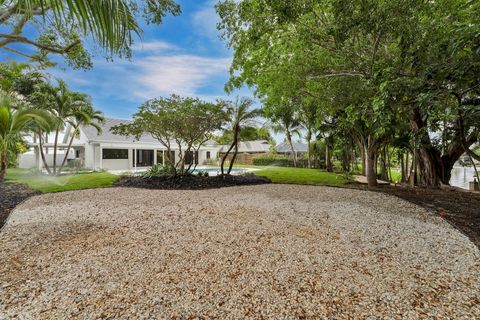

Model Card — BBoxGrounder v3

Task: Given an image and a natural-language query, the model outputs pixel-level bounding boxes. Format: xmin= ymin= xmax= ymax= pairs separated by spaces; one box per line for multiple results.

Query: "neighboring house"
xmin=19 ymin=118 xmax=220 ymax=171
xmin=275 ymin=142 xmax=308 ymax=159
xmin=218 ymin=140 xmax=272 ymax=165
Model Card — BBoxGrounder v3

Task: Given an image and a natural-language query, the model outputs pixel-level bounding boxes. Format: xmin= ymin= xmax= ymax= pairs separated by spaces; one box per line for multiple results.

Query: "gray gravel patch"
xmin=1 ymin=185 xmax=479 ymax=319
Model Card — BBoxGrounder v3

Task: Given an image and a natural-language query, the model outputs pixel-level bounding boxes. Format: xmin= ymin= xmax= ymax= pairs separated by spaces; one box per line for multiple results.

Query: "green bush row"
xmin=252 ymin=155 xmax=292 ymax=166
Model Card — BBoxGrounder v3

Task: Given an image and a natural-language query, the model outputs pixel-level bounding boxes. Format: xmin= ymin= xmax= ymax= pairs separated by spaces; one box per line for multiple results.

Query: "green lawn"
xmin=6 ymin=169 xmax=119 ymax=193
xmin=252 ymin=166 xmax=351 ymax=186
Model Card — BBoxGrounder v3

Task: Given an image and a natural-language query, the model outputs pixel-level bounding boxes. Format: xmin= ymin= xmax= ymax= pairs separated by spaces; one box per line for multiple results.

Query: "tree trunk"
xmin=380 ymin=146 xmax=388 ymax=181
xmin=228 ymin=138 xmax=239 ymax=175
xmin=400 ymin=152 xmax=406 ymax=183
xmin=38 ymin=131 xmax=52 ymax=175
xmin=220 ymin=142 xmax=235 ymax=175
xmin=325 ymin=137 xmax=333 ymax=172
xmin=0 ymin=151 xmax=7 ymax=183
xmin=366 ymin=135 xmax=378 ymax=187
xmin=58 ymin=129 xmax=77 ymax=174
xmin=306 ymin=130 xmax=312 ymax=168
xmin=52 ymin=127 xmax=59 ymax=175
xmin=286 ymin=129 xmax=297 ymax=167
xmin=221 ymin=125 xmax=239 ymax=175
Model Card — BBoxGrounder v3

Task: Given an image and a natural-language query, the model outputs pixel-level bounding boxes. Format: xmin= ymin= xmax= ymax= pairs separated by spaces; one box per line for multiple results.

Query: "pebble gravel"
xmin=1 ymin=185 xmax=479 ymax=319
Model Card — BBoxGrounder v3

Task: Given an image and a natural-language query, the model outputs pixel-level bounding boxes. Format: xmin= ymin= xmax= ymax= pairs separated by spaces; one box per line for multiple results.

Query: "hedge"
xmin=252 ymin=155 xmax=292 ymax=166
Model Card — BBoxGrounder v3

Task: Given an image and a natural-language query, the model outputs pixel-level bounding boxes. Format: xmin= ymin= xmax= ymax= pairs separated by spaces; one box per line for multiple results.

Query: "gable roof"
xmin=82 ymin=118 xmax=222 ymax=147
xmin=276 ymin=142 xmax=308 ymax=153
xmin=82 ymin=118 xmax=159 ymax=143
xmin=219 ymin=140 xmax=271 ymax=153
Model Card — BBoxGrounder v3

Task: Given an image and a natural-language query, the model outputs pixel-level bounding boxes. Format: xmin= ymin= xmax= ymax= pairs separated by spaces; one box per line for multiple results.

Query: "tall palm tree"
xmin=57 ymin=105 xmax=104 ymax=173
xmin=268 ymin=104 xmax=302 ymax=167
xmin=0 ymin=93 xmax=50 ymax=182
xmin=34 ymin=79 xmax=92 ymax=175
xmin=220 ymin=97 xmax=260 ymax=175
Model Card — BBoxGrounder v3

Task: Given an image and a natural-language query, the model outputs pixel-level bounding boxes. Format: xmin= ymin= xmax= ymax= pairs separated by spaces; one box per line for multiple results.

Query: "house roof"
xmin=276 ymin=142 xmax=308 ymax=153
xmin=82 ymin=118 xmax=221 ymax=147
xmin=219 ymin=140 xmax=271 ymax=153
xmin=82 ymin=118 xmax=158 ymax=143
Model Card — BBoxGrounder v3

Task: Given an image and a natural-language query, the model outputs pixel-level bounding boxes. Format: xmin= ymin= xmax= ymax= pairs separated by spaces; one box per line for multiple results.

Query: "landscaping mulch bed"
xmin=362 ymin=184 xmax=480 ymax=248
xmin=0 ymin=182 xmax=40 ymax=229
xmin=115 ymin=174 xmax=271 ymax=190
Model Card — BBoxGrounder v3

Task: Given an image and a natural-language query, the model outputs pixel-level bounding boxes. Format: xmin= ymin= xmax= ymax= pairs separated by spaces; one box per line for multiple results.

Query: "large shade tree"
xmin=217 ymin=0 xmax=480 ymax=188
xmin=112 ymin=95 xmax=227 ymax=175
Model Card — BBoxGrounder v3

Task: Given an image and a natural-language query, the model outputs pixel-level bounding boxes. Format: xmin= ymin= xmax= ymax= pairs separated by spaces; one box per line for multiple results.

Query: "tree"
xmin=217 ymin=0 xmax=479 ymax=188
xmin=0 ymin=0 xmax=180 ymax=68
xmin=263 ymin=100 xmax=302 ymax=167
xmin=0 ymin=92 xmax=50 ymax=182
xmin=112 ymin=95 xmax=227 ymax=175
xmin=57 ymin=105 xmax=104 ymax=173
xmin=220 ymin=97 xmax=260 ymax=175
xmin=32 ymin=79 xmax=93 ymax=175
xmin=214 ymin=125 xmax=273 ymax=145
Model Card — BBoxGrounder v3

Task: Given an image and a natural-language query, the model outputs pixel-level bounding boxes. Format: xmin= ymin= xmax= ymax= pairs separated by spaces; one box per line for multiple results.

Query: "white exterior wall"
xmin=18 ymin=152 xmax=37 ymax=169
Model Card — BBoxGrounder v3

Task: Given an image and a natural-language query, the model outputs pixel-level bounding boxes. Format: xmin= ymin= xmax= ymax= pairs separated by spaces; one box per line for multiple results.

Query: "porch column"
xmin=163 ymin=150 xmax=165 ymax=166
xmin=134 ymin=148 xmax=137 ymax=172
xmin=154 ymin=149 xmax=157 ymax=165
xmin=99 ymin=145 xmax=103 ymax=170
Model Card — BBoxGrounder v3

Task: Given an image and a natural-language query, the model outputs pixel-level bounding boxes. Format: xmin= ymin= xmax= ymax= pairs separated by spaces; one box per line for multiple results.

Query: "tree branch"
xmin=0 ymin=33 xmax=80 ymax=54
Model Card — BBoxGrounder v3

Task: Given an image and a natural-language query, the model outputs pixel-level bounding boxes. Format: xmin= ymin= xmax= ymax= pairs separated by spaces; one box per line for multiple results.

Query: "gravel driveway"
xmin=1 ymin=185 xmax=479 ymax=319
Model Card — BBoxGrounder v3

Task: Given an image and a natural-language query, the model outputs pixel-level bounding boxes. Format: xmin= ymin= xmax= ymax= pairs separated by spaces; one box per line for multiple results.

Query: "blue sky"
xmin=1 ymin=1 xmax=291 ymax=143
xmin=4 ymin=0 xmax=253 ymax=119
xmin=53 ymin=0 xmax=254 ymax=119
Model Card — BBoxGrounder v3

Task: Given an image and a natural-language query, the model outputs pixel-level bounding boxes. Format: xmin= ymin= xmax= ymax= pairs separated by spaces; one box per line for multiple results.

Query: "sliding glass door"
xmin=133 ymin=149 xmax=154 ymax=167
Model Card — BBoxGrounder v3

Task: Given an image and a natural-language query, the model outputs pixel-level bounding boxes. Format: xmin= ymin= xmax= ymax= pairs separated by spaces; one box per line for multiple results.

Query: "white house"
xmin=19 ymin=118 xmax=220 ymax=172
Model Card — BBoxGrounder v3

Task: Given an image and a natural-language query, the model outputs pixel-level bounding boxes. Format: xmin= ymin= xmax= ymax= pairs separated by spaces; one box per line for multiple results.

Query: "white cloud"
xmin=128 ymin=54 xmax=231 ymax=99
xmin=192 ymin=0 xmax=222 ymax=42
xmin=52 ymin=48 xmax=232 ymax=103
xmin=132 ymin=40 xmax=178 ymax=53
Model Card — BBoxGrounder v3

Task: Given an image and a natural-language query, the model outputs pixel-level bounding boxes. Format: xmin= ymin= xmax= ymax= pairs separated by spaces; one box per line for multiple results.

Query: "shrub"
xmin=252 ymin=154 xmax=291 ymax=166
xmin=143 ymin=164 xmax=170 ymax=178
xmin=203 ymin=158 xmax=218 ymax=166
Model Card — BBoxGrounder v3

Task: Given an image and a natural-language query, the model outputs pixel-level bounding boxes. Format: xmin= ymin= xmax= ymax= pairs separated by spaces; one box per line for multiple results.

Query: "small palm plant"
xmin=0 ymin=93 xmax=51 ymax=182
xmin=220 ymin=97 xmax=260 ymax=175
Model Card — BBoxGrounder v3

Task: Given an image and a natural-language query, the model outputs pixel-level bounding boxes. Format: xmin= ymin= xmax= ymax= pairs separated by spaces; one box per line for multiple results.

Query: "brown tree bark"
xmin=366 ymin=135 xmax=378 ymax=187
xmin=286 ymin=129 xmax=297 ymax=167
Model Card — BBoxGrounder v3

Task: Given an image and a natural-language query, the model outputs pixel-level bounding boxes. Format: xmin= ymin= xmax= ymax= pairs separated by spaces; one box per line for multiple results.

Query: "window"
xmin=167 ymin=151 xmax=175 ymax=164
xmin=185 ymin=151 xmax=194 ymax=165
xmin=206 ymin=151 xmax=211 ymax=159
xmin=156 ymin=150 xmax=164 ymax=165
xmin=184 ymin=151 xmax=199 ymax=165
xmin=103 ymin=149 xmax=128 ymax=159
xmin=75 ymin=150 xmax=81 ymax=158
xmin=134 ymin=149 xmax=154 ymax=167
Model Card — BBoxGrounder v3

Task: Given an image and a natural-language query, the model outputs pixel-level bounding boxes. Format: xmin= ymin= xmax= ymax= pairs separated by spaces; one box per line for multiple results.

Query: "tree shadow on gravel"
xmin=0 ymin=183 xmax=40 ymax=229
xmin=354 ymin=184 xmax=480 ymax=248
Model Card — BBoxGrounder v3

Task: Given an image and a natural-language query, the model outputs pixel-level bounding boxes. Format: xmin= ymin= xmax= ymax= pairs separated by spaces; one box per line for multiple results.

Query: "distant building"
xmin=275 ymin=142 xmax=308 ymax=159
xmin=218 ymin=140 xmax=272 ymax=165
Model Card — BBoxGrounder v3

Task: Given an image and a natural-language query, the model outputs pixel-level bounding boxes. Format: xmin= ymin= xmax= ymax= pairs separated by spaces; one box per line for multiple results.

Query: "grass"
xmin=5 ymin=168 xmax=119 ymax=193
xmin=252 ymin=166 xmax=351 ymax=186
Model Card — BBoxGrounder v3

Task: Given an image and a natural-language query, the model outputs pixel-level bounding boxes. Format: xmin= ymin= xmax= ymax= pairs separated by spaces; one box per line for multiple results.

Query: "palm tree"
xmin=0 ymin=93 xmax=50 ymax=182
xmin=57 ymin=105 xmax=104 ymax=173
xmin=267 ymin=103 xmax=302 ymax=167
xmin=0 ymin=1 xmax=140 ymax=56
xmin=34 ymin=79 xmax=92 ymax=175
xmin=220 ymin=97 xmax=260 ymax=175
